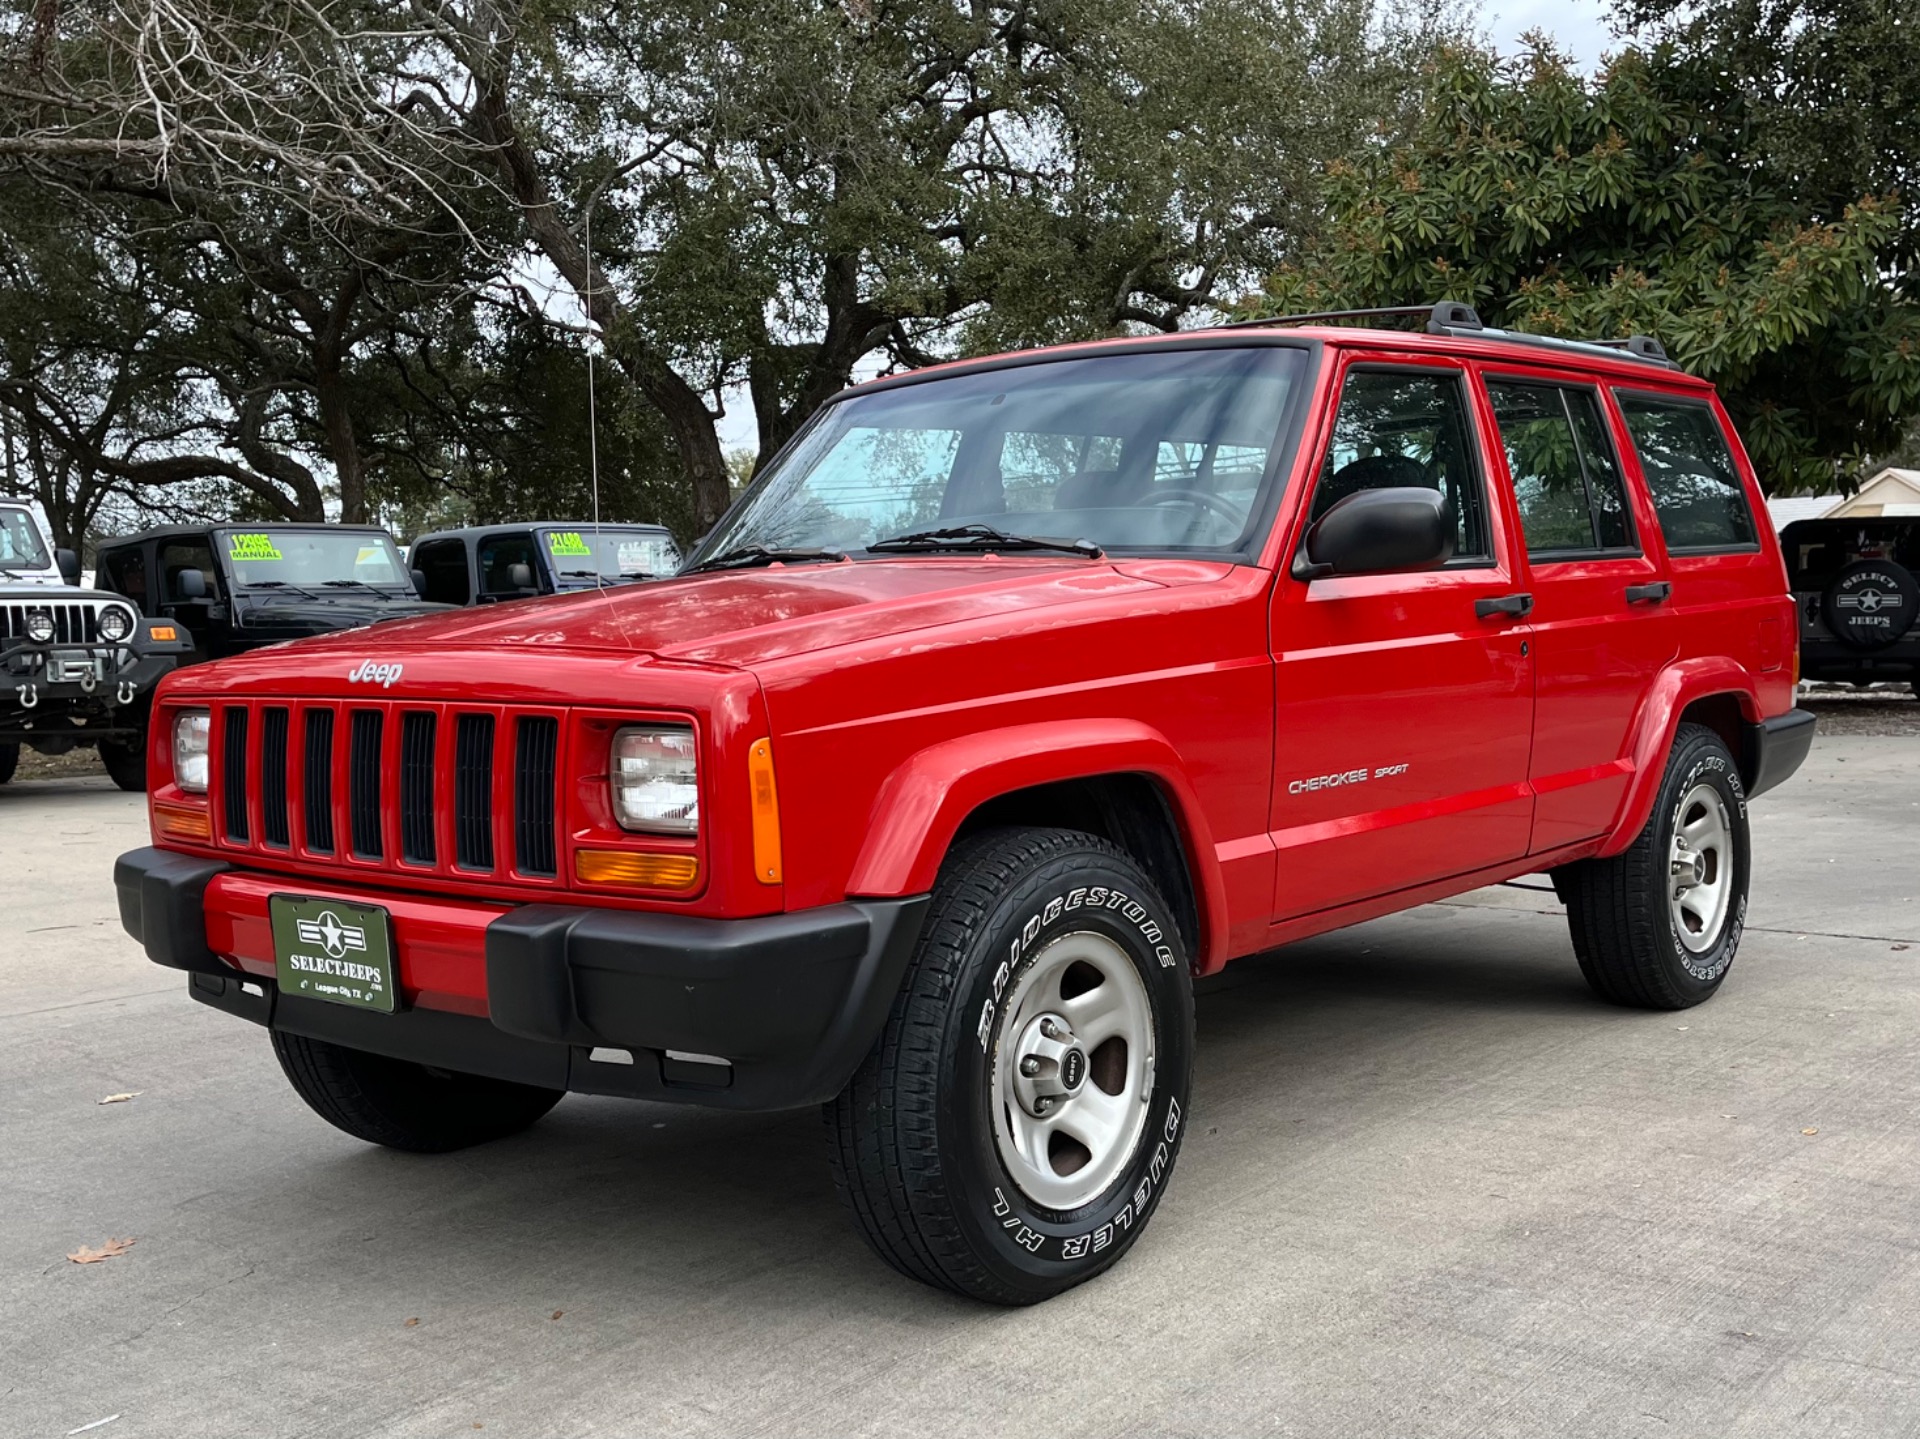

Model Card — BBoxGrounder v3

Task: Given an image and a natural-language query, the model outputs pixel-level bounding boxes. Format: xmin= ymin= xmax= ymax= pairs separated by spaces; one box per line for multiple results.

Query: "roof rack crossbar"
xmin=1217 ymin=300 xmax=1484 ymax=333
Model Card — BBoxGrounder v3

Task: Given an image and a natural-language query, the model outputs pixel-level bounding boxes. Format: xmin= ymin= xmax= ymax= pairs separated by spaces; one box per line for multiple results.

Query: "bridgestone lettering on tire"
xmin=1554 ymin=723 xmax=1751 ymax=1010
xmin=271 ymin=1031 xmax=563 ymax=1153
xmin=824 ymin=827 xmax=1195 ymax=1305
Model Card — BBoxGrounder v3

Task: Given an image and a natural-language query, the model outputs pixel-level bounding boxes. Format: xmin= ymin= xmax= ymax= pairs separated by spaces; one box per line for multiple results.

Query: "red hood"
xmin=271 ymin=557 xmax=1216 ymax=669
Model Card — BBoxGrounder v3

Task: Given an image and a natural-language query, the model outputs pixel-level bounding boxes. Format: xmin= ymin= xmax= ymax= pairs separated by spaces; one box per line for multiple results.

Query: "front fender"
xmin=844 ymin=719 xmax=1229 ymax=969
xmin=1599 ymin=659 xmax=1763 ymax=858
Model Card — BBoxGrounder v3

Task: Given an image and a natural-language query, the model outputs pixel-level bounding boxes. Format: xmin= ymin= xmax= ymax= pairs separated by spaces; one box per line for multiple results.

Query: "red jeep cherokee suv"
xmin=116 ymin=302 xmax=1814 ymax=1305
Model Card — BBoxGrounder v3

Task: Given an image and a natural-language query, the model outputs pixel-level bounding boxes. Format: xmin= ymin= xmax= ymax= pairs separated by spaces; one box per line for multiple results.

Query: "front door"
xmin=1269 ymin=358 xmax=1536 ymax=920
xmin=1476 ymin=369 xmax=1677 ymax=852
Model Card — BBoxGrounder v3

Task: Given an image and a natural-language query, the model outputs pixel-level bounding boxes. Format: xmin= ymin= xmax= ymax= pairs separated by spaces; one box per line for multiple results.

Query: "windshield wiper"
xmin=867 ymin=524 xmax=1103 ymax=559
xmin=687 ymin=545 xmax=848 ymax=574
xmin=245 ymin=579 xmax=327 ymax=601
xmin=320 ymin=578 xmax=401 ymax=597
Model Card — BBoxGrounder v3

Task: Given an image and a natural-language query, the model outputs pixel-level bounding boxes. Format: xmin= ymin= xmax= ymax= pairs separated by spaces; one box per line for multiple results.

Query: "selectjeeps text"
xmin=115 ymin=303 xmax=1815 ymax=1304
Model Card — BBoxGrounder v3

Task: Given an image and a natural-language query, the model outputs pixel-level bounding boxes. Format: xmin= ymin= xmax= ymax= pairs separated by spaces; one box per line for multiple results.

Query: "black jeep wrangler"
xmin=91 ymin=524 xmax=448 ymax=785
xmin=1 ymin=498 xmax=192 ymax=789
xmin=1781 ymin=517 xmax=1920 ymax=697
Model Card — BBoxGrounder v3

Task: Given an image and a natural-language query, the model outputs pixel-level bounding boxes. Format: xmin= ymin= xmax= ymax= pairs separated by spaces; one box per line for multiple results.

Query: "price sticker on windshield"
xmin=228 ymin=533 xmax=283 ymax=561
xmin=547 ymin=531 xmax=593 ymax=557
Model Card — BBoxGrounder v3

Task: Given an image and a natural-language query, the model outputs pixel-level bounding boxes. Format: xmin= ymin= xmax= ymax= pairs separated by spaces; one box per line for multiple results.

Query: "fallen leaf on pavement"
xmin=404 ymin=1317 xmax=420 ymax=1327
xmin=97 ymin=1093 xmax=142 ymax=1105
xmin=551 ymin=1310 xmax=564 ymax=1321
xmin=67 ymin=1238 xmax=135 ymax=1264
xmin=1893 ymin=944 xmax=1910 ymax=952
xmin=1802 ymin=1127 xmax=1819 ymax=1136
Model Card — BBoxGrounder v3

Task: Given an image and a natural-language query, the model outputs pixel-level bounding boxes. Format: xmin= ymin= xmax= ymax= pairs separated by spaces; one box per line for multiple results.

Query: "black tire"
xmin=271 ymin=1030 xmax=563 ymax=1153
xmin=824 ymin=827 xmax=1195 ymax=1306
xmin=98 ymin=736 xmax=147 ymax=792
xmin=1554 ymin=723 xmax=1750 ymax=1010
xmin=1822 ymin=559 xmax=1918 ymax=650
xmin=0 ymin=742 xmax=16 ymax=786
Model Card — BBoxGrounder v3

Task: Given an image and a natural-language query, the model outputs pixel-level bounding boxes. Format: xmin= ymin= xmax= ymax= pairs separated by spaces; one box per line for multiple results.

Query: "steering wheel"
xmin=1146 ymin=488 xmax=1243 ymax=524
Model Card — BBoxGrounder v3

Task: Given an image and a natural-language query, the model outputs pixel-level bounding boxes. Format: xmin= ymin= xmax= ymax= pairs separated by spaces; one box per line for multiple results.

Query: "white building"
xmin=1767 ymin=468 xmax=1920 ymax=530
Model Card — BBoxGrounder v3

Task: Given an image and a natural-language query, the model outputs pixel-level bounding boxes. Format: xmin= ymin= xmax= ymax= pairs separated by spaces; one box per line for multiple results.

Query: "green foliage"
xmin=1248 ymin=43 xmax=1920 ymax=493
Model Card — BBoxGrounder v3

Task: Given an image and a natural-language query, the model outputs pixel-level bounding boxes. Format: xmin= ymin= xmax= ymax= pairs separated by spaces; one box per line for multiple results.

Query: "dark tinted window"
xmin=103 ymin=549 xmax=149 ymax=609
xmin=477 ymin=533 xmax=539 ymax=598
xmin=159 ymin=540 xmax=218 ymax=601
xmin=411 ymin=539 xmax=471 ymax=605
xmin=1313 ymin=369 xmax=1490 ymax=562
xmin=1487 ymin=382 xmax=1635 ymax=555
xmin=1618 ymin=395 xmax=1756 ymax=551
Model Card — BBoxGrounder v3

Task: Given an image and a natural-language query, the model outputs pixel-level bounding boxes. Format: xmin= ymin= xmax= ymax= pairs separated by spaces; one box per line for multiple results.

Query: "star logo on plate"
xmin=296 ymin=910 xmax=367 ymax=959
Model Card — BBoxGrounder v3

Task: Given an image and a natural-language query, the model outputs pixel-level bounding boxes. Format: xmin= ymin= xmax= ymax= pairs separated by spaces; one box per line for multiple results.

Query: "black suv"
xmin=1781 ymin=517 xmax=1920 ymax=696
xmin=407 ymin=523 xmax=681 ymax=606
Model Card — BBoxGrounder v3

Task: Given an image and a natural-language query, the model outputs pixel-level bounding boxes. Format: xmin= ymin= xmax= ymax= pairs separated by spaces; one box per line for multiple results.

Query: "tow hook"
xmin=116 ymin=680 xmax=137 ymax=706
xmin=15 ymin=681 xmax=37 ymax=710
xmin=79 ymin=668 xmax=98 ymax=693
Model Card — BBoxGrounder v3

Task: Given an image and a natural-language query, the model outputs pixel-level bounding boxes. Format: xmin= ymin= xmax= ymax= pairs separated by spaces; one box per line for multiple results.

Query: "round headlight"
xmin=97 ymin=605 xmax=135 ymax=642
xmin=24 ymin=609 xmax=55 ymax=644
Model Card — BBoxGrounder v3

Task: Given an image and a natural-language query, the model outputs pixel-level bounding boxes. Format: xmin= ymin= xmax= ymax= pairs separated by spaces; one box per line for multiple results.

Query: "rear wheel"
xmin=1554 ymin=723 xmax=1750 ymax=1009
xmin=98 ymin=736 xmax=147 ymax=792
xmin=271 ymin=1031 xmax=563 ymax=1152
xmin=825 ymin=827 xmax=1194 ymax=1305
xmin=0 ymin=743 xmax=16 ymax=786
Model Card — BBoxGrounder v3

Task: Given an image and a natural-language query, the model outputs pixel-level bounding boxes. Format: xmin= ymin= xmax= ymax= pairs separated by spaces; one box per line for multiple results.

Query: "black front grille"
xmin=304 ymin=709 xmax=335 ymax=854
xmin=514 ymin=716 xmax=559 ymax=877
xmin=260 ymin=708 xmax=290 ymax=847
xmin=222 ymin=707 xmax=249 ymax=842
xmin=348 ymin=710 xmax=384 ymax=859
xmin=0 ymin=601 xmax=102 ymax=645
xmin=400 ymin=712 xmax=437 ymax=865
xmin=454 ymin=713 xmax=495 ymax=870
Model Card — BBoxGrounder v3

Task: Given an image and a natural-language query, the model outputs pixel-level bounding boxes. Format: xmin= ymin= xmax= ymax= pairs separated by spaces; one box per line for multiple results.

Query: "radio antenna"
xmin=584 ymin=199 xmax=604 ymax=593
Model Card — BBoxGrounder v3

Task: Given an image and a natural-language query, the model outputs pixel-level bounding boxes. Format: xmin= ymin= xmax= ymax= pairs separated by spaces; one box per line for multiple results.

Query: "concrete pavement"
xmin=1 ymin=737 xmax=1916 ymax=1438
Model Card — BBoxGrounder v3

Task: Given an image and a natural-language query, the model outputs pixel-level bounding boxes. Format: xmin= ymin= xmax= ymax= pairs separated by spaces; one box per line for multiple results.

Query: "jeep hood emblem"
xmin=347 ymin=660 xmax=403 ymax=688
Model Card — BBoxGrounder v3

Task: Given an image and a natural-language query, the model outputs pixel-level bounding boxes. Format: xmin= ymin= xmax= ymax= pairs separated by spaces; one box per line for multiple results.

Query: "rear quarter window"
xmin=1615 ymin=393 xmax=1758 ymax=552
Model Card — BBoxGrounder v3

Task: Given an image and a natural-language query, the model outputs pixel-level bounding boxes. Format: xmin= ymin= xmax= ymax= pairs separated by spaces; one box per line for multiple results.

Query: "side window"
xmin=103 ymin=550 xmax=149 ymax=610
xmin=477 ymin=533 xmax=539 ymax=598
xmin=1616 ymin=394 xmax=1757 ymax=551
xmin=411 ymin=540 xmax=471 ymax=606
xmin=158 ymin=541 xmax=217 ymax=602
xmin=1486 ymin=382 xmax=1636 ymax=556
xmin=1313 ymin=369 xmax=1491 ymax=563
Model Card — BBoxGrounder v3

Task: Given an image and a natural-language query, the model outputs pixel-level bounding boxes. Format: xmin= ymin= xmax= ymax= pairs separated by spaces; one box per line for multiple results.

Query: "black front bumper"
xmin=1 ymin=643 xmax=180 ymax=736
xmin=114 ymin=846 xmax=928 ymax=1111
xmin=1742 ymin=707 xmax=1818 ymax=799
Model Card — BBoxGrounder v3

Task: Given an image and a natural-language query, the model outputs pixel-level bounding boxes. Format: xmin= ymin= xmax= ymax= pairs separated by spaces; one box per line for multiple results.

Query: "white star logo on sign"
xmin=296 ymin=910 xmax=367 ymax=959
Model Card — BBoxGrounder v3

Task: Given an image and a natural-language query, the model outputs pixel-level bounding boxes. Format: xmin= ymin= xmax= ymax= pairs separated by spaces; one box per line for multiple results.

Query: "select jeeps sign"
xmin=1825 ymin=560 xmax=1919 ymax=650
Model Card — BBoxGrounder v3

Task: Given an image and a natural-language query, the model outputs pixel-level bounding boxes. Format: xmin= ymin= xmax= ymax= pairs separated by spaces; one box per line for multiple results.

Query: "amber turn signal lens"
xmin=574 ymin=849 xmax=701 ymax=891
xmin=747 ymin=737 xmax=782 ymax=885
xmin=148 ymin=624 xmax=178 ymax=643
xmin=153 ymin=800 xmax=212 ymax=841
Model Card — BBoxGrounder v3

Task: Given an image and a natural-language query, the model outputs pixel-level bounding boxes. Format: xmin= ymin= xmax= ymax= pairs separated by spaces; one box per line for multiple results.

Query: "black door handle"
xmin=1625 ymin=581 xmax=1672 ymax=605
xmin=1475 ymin=592 xmax=1533 ymax=620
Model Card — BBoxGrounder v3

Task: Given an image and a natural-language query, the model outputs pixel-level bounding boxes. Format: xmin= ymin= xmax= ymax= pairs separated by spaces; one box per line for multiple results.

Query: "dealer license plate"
xmin=270 ymin=896 xmax=396 ymax=1014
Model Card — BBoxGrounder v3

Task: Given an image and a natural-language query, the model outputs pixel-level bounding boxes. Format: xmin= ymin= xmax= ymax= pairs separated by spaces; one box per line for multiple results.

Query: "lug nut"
xmin=1020 ymin=1056 xmax=1041 ymax=1077
xmin=1034 ymin=1097 xmax=1054 ymax=1115
xmin=1040 ymin=1019 xmax=1061 ymax=1041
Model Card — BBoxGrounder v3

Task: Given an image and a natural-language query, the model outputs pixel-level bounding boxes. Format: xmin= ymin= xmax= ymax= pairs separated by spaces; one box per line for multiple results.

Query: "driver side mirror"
xmin=56 ymin=548 xmax=82 ymax=585
xmin=507 ymin=562 xmax=536 ymax=592
xmin=410 ymin=568 xmax=428 ymax=599
xmin=1292 ymin=487 xmax=1455 ymax=580
xmin=174 ymin=568 xmax=208 ymax=601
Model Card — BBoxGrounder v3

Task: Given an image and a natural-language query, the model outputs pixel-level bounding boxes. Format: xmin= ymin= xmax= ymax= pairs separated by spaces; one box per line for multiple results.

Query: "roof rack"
xmin=1217 ymin=298 xmax=1676 ymax=368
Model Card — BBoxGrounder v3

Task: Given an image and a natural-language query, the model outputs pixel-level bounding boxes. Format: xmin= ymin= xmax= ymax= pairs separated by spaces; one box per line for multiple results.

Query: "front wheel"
xmin=825 ymin=827 xmax=1194 ymax=1305
xmin=1554 ymin=722 xmax=1750 ymax=1009
xmin=271 ymin=1031 xmax=563 ymax=1152
xmin=98 ymin=736 xmax=147 ymax=792
xmin=0 ymin=742 xmax=16 ymax=786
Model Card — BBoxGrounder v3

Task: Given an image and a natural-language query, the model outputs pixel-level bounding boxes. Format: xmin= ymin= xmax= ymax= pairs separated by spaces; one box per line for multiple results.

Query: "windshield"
xmin=218 ymin=529 xmax=409 ymax=591
xmin=694 ymin=346 xmax=1306 ymax=561
xmin=536 ymin=526 xmax=680 ymax=584
xmin=0 ymin=507 xmax=51 ymax=570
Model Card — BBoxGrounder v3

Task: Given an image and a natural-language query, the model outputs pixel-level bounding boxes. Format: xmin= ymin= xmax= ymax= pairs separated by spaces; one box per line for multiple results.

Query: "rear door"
xmin=1268 ymin=354 xmax=1535 ymax=920
xmin=1476 ymin=368 xmax=1678 ymax=852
